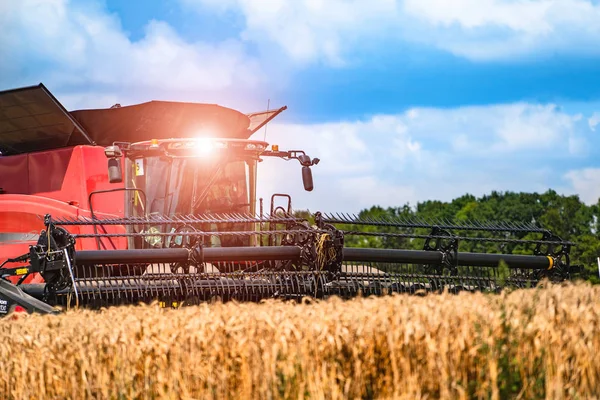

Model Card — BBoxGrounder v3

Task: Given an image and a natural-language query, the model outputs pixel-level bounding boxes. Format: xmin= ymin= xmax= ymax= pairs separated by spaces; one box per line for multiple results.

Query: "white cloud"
xmin=338 ymin=176 xmax=418 ymax=209
xmin=404 ymin=0 xmax=554 ymax=33
xmin=182 ymin=0 xmax=402 ymax=65
xmin=252 ymin=102 xmax=597 ymax=213
xmin=494 ymin=104 xmax=575 ymax=151
xmin=252 ymin=113 xmax=423 ymax=212
xmin=385 ymin=102 xmax=589 ymax=156
xmin=564 ymin=168 xmax=600 ymax=204
xmin=403 ymin=0 xmax=600 ymax=61
xmin=184 ymin=0 xmax=600 ymax=63
xmin=0 ymin=0 xmax=263 ymax=108
xmin=589 ymin=113 xmax=600 ymax=131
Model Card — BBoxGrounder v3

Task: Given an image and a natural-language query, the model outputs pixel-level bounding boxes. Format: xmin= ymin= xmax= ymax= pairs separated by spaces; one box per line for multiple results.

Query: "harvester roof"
xmin=70 ymin=100 xmax=252 ymax=146
xmin=0 ymin=84 xmax=93 ymax=155
xmin=0 ymin=83 xmax=284 ymax=156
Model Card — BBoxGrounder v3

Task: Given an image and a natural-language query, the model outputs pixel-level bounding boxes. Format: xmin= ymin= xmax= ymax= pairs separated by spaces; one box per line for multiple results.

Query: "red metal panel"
xmin=0 ymin=153 xmax=28 ymax=194
xmin=1 ymin=145 xmax=127 ymax=215
xmin=0 ymin=194 xmax=81 ymax=284
xmin=79 ymin=146 xmax=125 ymax=216
xmin=27 ymin=146 xmax=77 ymax=202
xmin=0 ymin=194 xmax=127 ymax=250
xmin=0 ymin=194 xmax=128 ymax=284
xmin=0 ymin=144 xmax=132 ymax=287
xmin=0 ymin=144 xmax=131 ymax=285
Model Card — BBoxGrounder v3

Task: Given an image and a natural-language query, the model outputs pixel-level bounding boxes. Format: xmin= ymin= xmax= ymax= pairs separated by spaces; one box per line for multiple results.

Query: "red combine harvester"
xmin=0 ymin=84 xmax=577 ymax=316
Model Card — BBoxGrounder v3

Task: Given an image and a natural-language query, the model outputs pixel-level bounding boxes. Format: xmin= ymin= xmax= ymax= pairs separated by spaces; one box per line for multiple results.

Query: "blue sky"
xmin=2 ymin=0 xmax=600 ymax=213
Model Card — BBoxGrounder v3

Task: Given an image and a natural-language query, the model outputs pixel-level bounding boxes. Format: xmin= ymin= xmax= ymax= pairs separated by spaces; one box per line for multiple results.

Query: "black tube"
xmin=77 ymin=248 xmax=189 ymax=264
xmin=202 ymin=246 xmax=301 ymax=262
xmin=75 ymin=246 xmax=551 ymax=269
xmin=457 ymin=252 xmax=551 ymax=269
xmin=75 ymin=246 xmax=302 ymax=265
xmin=342 ymin=248 xmax=551 ymax=270
xmin=19 ymin=283 xmax=47 ymax=300
xmin=343 ymin=248 xmax=443 ymax=264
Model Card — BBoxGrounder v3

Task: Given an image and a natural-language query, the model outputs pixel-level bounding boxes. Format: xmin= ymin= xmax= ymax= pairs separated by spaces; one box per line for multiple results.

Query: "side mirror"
xmin=108 ymin=158 xmax=123 ymax=183
xmin=105 ymin=145 xmax=123 ymax=184
xmin=302 ymin=166 xmax=314 ymax=192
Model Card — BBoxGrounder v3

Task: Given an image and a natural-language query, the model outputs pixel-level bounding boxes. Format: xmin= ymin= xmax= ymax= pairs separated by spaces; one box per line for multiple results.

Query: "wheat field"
xmin=1 ymin=282 xmax=599 ymax=400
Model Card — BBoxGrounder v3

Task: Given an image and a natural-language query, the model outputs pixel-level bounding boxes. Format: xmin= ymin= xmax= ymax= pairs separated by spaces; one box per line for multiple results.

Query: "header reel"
xmin=0 ymin=211 xmax=579 ymax=315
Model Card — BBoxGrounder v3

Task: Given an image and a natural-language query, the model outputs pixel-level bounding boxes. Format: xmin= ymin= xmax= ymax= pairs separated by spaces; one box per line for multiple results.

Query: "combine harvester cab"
xmin=0 ymin=84 xmax=580 ymax=315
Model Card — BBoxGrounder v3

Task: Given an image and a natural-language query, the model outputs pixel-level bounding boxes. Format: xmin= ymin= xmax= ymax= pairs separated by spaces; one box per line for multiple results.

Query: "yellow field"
xmin=1 ymin=282 xmax=599 ymax=400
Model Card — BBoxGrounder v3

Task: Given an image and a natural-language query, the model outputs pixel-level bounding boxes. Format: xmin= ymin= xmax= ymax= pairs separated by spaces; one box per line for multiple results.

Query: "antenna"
xmin=263 ymin=99 xmax=270 ymax=142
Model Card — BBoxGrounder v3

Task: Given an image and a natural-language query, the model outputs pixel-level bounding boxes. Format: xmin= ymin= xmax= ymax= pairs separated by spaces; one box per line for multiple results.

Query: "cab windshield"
xmin=125 ymin=153 xmax=256 ymax=249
